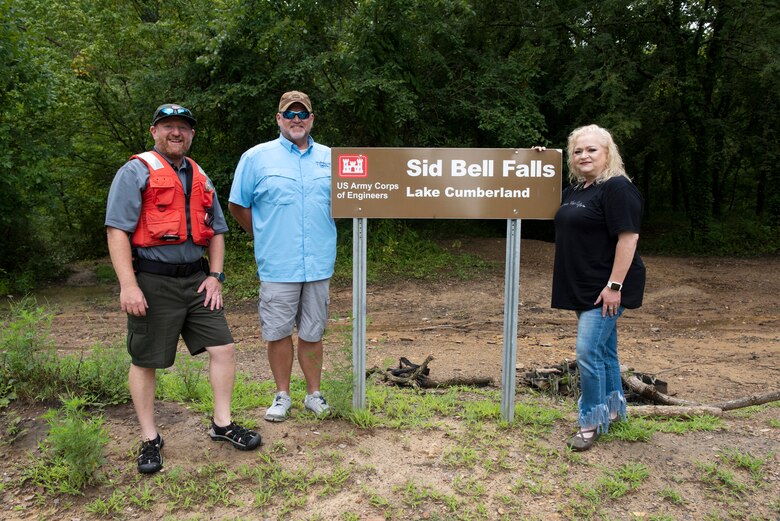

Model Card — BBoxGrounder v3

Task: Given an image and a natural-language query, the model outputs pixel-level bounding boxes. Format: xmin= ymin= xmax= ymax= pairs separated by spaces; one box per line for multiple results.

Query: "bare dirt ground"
xmin=2 ymin=238 xmax=779 ymax=520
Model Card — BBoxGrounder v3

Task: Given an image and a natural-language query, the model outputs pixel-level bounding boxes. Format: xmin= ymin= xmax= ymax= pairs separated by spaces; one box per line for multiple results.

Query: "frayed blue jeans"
xmin=575 ymin=307 xmax=627 ymax=434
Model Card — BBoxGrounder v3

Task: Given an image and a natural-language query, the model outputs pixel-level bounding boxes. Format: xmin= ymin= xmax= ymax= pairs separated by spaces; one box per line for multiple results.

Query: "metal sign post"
xmin=352 ymin=217 xmax=368 ymax=409
xmin=501 ymin=219 xmax=521 ymax=422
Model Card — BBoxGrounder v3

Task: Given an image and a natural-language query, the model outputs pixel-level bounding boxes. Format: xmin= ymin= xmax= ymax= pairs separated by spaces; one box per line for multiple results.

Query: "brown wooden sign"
xmin=331 ymin=148 xmax=562 ymax=219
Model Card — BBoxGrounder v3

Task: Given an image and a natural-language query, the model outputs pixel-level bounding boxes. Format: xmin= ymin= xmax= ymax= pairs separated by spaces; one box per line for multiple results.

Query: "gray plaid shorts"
xmin=258 ymin=279 xmax=330 ymax=342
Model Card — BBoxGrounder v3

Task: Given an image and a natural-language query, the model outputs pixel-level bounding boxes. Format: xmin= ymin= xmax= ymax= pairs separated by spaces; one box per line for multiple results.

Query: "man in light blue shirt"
xmin=229 ymin=90 xmax=336 ymax=421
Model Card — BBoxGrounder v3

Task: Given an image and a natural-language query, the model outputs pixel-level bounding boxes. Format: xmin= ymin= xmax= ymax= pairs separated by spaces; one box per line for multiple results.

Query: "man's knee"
xmin=268 ymin=337 xmax=293 ymax=350
xmin=129 ymin=363 xmax=157 ymax=377
xmin=206 ymin=343 xmax=235 ymax=363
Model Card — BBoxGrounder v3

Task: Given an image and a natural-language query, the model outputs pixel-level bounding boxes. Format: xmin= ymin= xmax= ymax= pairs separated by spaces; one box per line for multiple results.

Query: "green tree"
xmin=2 ymin=0 xmax=778 ymax=291
xmin=0 ymin=0 xmax=64 ymax=288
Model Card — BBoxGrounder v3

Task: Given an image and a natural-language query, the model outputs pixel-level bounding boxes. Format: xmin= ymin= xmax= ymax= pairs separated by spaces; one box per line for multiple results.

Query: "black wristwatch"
xmin=209 ymin=272 xmax=226 ymax=283
xmin=607 ymin=280 xmax=623 ymax=291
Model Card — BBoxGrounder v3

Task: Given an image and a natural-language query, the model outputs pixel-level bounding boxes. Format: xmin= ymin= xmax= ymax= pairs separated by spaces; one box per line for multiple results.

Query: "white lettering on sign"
xmin=406 ymin=158 xmax=555 ymax=178
xmin=451 ymin=160 xmax=494 ymax=177
xmin=444 ymin=187 xmax=530 ymax=198
xmin=347 ymin=192 xmax=388 ymax=200
xmin=407 ymin=159 xmax=443 ymax=176
xmin=404 ymin=186 xmax=532 ymax=198
xmin=376 ymin=183 xmax=399 ymax=191
xmin=501 ymin=160 xmax=556 ymax=177
xmin=406 ymin=186 xmax=441 ymax=197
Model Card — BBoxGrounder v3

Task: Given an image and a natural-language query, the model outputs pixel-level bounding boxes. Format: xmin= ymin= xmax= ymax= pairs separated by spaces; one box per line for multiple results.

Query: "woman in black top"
xmin=552 ymin=124 xmax=646 ymax=451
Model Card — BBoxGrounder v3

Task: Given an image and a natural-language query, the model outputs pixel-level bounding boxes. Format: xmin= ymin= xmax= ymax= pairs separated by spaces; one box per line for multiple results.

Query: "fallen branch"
xmin=521 ymin=360 xmax=578 ymax=395
xmin=525 ymin=361 xmax=780 ymax=414
xmin=621 ymin=374 xmax=780 ymax=412
xmin=417 ymin=377 xmax=493 ymax=388
xmin=627 ymin=405 xmax=723 ymax=418
xmin=621 ymin=373 xmax=698 ymax=406
xmin=709 ymin=390 xmax=780 ymax=411
xmin=366 ymin=356 xmax=494 ymax=389
xmin=367 ymin=355 xmax=435 ymax=389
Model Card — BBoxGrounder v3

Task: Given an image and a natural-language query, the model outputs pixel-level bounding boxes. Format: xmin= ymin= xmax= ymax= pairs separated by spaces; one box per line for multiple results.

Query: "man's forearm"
xmin=207 ymin=233 xmax=226 ymax=272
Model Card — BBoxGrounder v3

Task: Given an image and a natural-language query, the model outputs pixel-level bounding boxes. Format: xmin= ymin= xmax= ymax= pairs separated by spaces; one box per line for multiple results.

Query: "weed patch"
xmin=22 ymin=396 xmax=109 ymax=495
xmin=562 ymin=462 xmax=650 ymax=520
xmin=1 ymin=300 xmax=130 ymax=404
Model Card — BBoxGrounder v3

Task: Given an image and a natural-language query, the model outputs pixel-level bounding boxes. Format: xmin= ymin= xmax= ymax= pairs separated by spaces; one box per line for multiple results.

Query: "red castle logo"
xmin=338 ymin=155 xmax=368 ymax=178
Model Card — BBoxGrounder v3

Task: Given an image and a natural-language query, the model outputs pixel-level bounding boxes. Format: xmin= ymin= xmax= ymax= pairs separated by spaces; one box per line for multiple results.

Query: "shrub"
xmin=23 ymin=396 xmax=109 ymax=495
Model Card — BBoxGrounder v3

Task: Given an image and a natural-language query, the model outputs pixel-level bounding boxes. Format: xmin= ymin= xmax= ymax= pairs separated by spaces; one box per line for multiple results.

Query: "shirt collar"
xmin=278 ymin=133 xmax=314 ymax=155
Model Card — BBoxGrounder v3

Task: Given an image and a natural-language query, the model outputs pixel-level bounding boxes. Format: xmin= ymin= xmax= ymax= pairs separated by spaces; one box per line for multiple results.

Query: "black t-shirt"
xmin=551 ymin=176 xmax=646 ymax=310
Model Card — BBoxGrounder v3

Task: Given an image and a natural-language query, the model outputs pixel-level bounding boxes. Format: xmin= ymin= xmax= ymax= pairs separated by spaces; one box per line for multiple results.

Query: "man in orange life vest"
xmin=105 ymin=104 xmax=261 ymax=475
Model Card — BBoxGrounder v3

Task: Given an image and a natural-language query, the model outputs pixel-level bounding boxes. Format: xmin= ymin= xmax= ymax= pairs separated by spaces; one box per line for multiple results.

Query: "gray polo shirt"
xmin=105 ymin=151 xmax=228 ymax=264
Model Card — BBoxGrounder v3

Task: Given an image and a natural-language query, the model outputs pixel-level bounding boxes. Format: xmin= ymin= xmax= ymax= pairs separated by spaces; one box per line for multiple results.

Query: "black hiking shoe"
xmin=209 ymin=420 xmax=262 ymax=451
xmin=137 ymin=434 xmax=164 ymax=474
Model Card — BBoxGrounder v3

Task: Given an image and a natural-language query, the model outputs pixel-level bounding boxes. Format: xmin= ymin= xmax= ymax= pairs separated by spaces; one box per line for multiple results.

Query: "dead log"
xmin=367 ymin=355 xmax=435 ymax=388
xmin=521 ymin=360 xmax=578 ymax=395
xmin=627 ymin=405 xmax=723 ymax=418
xmin=520 ymin=360 xmax=780 ymax=414
xmin=622 ymin=374 xmax=780 ymax=412
xmin=418 ymin=377 xmax=493 ymax=388
xmin=366 ymin=355 xmax=494 ymax=389
xmin=621 ymin=373 xmax=698 ymax=407
xmin=708 ymin=390 xmax=780 ymax=411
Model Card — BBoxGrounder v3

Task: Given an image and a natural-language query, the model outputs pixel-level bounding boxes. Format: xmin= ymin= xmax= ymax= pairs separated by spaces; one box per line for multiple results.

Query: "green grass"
xmin=698 ymin=461 xmax=750 ymax=498
xmin=603 ymin=418 xmax=654 ymax=442
xmin=85 ymin=488 xmax=126 ymax=516
xmin=659 ymin=486 xmax=686 ymax=505
xmin=0 ymin=298 xmax=131 ymax=404
xmin=600 ymin=462 xmax=650 ymax=498
xmin=642 ymin=515 xmax=675 ymax=521
xmin=22 ymin=396 xmax=110 ymax=495
xmin=718 ymin=448 xmax=771 ymax=484
xmin=604 ymin=414 xmax=723 ymax=444
xmin=561 ymin=462 xmax=651 ymax=520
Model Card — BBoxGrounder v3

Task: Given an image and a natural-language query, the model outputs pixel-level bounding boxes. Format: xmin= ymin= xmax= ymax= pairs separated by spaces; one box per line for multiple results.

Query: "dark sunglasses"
xmin=280 ymin=110 xmax=311 ymax=120
xmin=159 ymin=107 xmax=193 ymax=117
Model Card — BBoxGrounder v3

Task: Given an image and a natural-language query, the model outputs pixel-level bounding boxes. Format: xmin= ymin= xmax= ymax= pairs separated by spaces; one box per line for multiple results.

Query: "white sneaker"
xmin=264 ymin=392 xmax=292 ymax=422
xmin=304 ymin=391 xmax=331 ymax=416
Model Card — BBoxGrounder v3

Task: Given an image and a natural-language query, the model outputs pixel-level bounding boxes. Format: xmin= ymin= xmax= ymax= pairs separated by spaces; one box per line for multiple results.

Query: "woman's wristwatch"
xmin=607 ymin=281 xmax=623 ymax=291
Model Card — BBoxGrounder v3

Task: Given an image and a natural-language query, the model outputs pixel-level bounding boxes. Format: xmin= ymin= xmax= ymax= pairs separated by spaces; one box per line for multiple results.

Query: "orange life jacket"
xmin=130 ymin=151 xmax=215 ymax=247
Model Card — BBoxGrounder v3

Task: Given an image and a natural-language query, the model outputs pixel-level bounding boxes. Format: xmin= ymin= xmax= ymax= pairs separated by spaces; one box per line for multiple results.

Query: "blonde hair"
xmin=566 ymin=124 xmax=630 ymax=185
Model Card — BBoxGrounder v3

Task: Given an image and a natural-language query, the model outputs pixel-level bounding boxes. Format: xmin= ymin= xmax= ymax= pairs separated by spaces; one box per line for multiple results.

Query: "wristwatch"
xmin=607 ymin=281 xmax=623 ymax=291
xmin=209 ymin=272 xmax=226 ymax=283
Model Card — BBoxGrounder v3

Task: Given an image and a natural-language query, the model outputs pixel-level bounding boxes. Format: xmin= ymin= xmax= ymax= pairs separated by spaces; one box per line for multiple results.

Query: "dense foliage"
xmin=2 ymin=0 xmax=778 ymax=290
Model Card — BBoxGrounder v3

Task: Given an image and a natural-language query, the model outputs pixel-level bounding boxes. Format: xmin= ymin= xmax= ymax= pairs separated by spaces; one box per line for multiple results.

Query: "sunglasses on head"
xmin=280 ymin=110 xmax=311 ymax=120
xmin=159 ymin=107 xmax=192 ymax=117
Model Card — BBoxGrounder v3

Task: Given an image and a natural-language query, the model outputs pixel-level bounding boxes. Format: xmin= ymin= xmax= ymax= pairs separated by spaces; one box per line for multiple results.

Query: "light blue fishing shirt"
xmin=229 ymin=134 xmax=336 ymax=282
